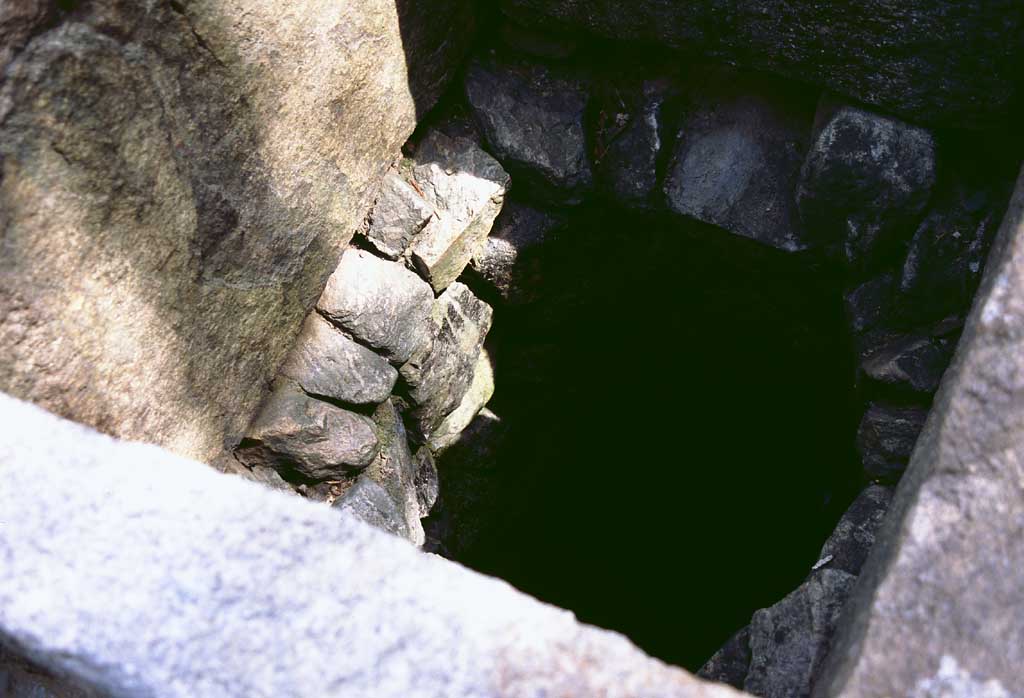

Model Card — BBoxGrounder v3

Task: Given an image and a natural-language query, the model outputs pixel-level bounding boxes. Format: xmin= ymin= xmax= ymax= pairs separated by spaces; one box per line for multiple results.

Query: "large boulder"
xmin=0 ymin=393 xmax=745 ymax=698
xmin=0 ymin=0 xmax=473 ymax=466
xmin=498 ymin=0 xmax=1022 ymax=128
xmin=815 ymin=166 xmax=1024 ymax=698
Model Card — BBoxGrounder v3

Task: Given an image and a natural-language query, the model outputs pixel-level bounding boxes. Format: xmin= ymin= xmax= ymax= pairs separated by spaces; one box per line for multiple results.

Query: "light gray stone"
xmin=746 ymin=570 xmax=858 ymax=698
xmin=332 ymin=476 xmax=411 ymax=540
xmin=0 ymin=392 xmax=746 ymax=698
xmin=663 ymin=70 xmax=815 ymax=252
xmin=796 ymin=102 xmax=937 ymax=271
xmin=279 ymin=312 xmax=397 ymax=406
xmin=409 ymin=131 xmax=510 ymax=293
xmin=0 ymin=0 xmax=472 ymax=466
xmin=465 ymin=55 xmax=593 ymax=204
xmin=317 ymin=248 xmax=435 ymax=365
xmin=428 ymin=350 xmax=495 ymax=453
xmin=401 ymin=283 xmax=494 ymax=439
xmin=815 ymin=166 xmax=1024 ymax=698
xmin=470 ymin=200 xmax=564 ymax=305
xmin=235 ymin=381 xmax=379 ymax=482
xmin=364 ymin=172 xmax=435 ymax=260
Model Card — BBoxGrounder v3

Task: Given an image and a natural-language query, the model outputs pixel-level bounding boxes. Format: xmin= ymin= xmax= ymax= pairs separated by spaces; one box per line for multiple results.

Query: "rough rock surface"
xmin=746 ymin=570 xmax=858 ymax=698
xmin=860 ymin=335 xmax=954 ymax=396
xmin=402 ymin=283 xmax=494 ymax=439
xmin=465 ymin=55 xmax=593 ymax=203
xmin=470 ymin=200 xmax=564 ymax=305
xmin=796 ymin=103 xmax=936 ymax=271
xmin=0 ymin=393 xmax=746 ymax=698
xmin=498 ymin=0 xmax=1022 ymax=127
xmin=0 ymin=0 xmax=472 ymax=465
xmin=318 ymin=249 xmax=435 ymax=364
xmin=499 ymin=17 xmax=579 ymax=60
xmin=363 ymin=172 xmax=435 ymax=260
xmin=428 ymin=350 xmax=496 ymax=452
xmin=855 ymin=405 xmax=928 ymax=482
xmin=235 ymin=381 xmax=379 ymax=482
xmin=333 ymin=476 xmax=411 ymax=540
xmin=699 ymin=628 xmax=753 ymax=690
xmin=279 ymin=313 xmax=397 ymax=406
xmin=663 ymin=71 xmax=815 ymax=252
xmin=844 ymin=274 xmax=895 ymax=336
xmin=816 ymin=485 xmax=894 ymax=575
xmin=815 ymin=167 xmax=1024 ymax=698
xmin=410 ymin=131 xmax=510 ymax=292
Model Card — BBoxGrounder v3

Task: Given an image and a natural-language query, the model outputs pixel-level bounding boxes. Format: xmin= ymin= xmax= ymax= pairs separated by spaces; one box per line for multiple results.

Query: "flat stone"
xmin=860 ymin=334 xmax=954 ymax=396
xmin=855 ymin=404 xmax=928 ymax=482
xmin=401 ymin=282 xmax=494 ymax=440
xmin=0 ymin=0 xmax=472 ymax=465
xmin=409 ymin=131 xmax=510 ymax=293
xmin=318 ymin=249 xmax=435 ymax=365
xmin=499 ymin=0 xmax=1023 ymax=128
xmin=746 ymin=570 xmax=858 ymax=698
xmin=0 ymin=393 xmax=745 ymax=698
xmin=470 ymin=200 xmax=564 ymax=305
xmin=663 ymin=70 xmax=815 ymax=252
xmin=235 ymin=381 xmax=379 ymax=482
xmin=796 ymin=102 xmax=936 ymax=271
xmin=817 ymin=484 xmax=894 ymax=574
xmin=333 ymin=476 xmax=411 ymax=541
xmin=428 ymin=350 xmax=496 ymax=453
xmin=815 ymin=167 xmax=1024 ymax=698
xmin=363 ymin=173 xmax=435 ymax=260
xmin=465 ymin=55 xmax=593 ymax=204
xmin=844 ymin=273 xmax=895 ymax=336
xmin=279 ymin=313 xmax=397 ymax=406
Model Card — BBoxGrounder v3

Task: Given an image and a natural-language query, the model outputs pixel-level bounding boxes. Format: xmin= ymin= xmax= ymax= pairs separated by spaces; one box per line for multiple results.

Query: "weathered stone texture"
xmin=0 ymin=0 xmax=472 ymax=465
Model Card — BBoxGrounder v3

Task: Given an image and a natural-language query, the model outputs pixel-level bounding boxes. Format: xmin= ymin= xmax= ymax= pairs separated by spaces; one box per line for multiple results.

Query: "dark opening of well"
xmin=429 ymin=205 xmax=863 ymax=670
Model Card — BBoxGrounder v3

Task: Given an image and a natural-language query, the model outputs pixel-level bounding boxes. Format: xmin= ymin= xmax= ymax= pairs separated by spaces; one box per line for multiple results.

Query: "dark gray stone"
xmin=235 ymin=381 xmax=379 ymax=482
xmin=317 ymin=248 xmax=435 ymax=365
xmin=499 ymin=17 xmax=579 ymax=60
xmin=698 ymin=626 xmax=752 ymax=690
xmin=817 ymin=485 xmax=894 ymax=574
xmin=470 ymin=200 xmax=564 ymax=305
xmin=860 ymin=334 xmax=954 ymax=396
xmin=796 ymin=102 xmax=936 ymax=271
xmin=499 ymin=0 xmax=1023 ymax=128
xmin=465 ymin=55 xmax=593 ymax=204
xmin=414 ymin=447 xmax=440 ymax=516
xmin=332 ymin=476 xmax=411 ymax=540
xmin=363 ymin=172 xmax=435 ymax=260
xmin=845 ymin=273 xmax=895 ymax=336
xmin=856 ymin=405 xmax=928 ymax=482
xmin=663 ymin=70 xmax=815 ymax=252
xmin=401 ymin=283 xmax=494 ymax=440
xmin=815 ymin=167 xmax=1024 ymax=698
xmin=279 ymin=313 xmax=397 ymax=406
xmin=409 ymin=130 xmax=510 ymax=293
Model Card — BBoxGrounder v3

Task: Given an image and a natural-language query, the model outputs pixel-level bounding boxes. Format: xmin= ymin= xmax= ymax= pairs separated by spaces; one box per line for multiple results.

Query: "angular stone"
xmin=402 ymin=283 xmax=494 ymax=439
xmin=333 ymin=476 xmax=411 ymax=541
xmin=414 ymin=447 xmax=440 ymax=516
xmin=698 ymin=626 xmax=752 ymax=691
xmin=318 ymin=249 xmax=435 ymax=365
xmin=428 ymin=350 xmax=496 ymax=452
xmin=855 ymin=404 xmax=928 ymax=482
xmin=235 ymin=382 xmax=379 ymax=482
xmin=465 ymin=56 xmax=593 ymax=204
xmin=499 ymin=0 xmax=1022 ymax=128
xmin=844 ymin=273 xmax=895 ymax=336
xmin=0 ymin=0 xmax=472 ymax=465
xmin=815 ymin=167 xmax=1024 ymax=698
xmin=817 ymin=484 xmax=894 ymax=574
xmin=663 ymin=71 xmax=815 ymax=252
xmin=279 ymin=313 xmax=397 ymax=406
xmin=0 ymin=394 xmax=741 ymax=698
xmin=596 ymin=78 xmax=677 ymax=209
xmin=471 ymin=200 xmax=564 ymax=305
xmin=746 ymin=570 xmax=858 ymax=698
xmin=409 ymin=131 xmax=510 ymax=292
xmin=796 ymin=102 xmax=937 ymax=271
xmin=363 ymin=173 xmax=435 ymax=260
xmin=860 ymin=334 xmax=954 ymax=396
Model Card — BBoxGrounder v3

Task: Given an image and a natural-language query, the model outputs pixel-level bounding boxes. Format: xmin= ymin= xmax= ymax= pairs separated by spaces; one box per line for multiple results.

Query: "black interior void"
xmin=428 ymin=205 xmax=862 ymax=670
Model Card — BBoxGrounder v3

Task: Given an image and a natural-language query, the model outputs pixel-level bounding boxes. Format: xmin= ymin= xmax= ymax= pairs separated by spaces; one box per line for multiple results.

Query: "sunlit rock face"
xmin=0 ymin=0 xmax=473 ymax=465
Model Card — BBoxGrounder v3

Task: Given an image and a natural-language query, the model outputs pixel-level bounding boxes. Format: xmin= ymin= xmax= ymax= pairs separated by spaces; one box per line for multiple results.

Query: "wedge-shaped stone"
xmin=364 ymin=173 xmax=435 ymax=260
xmin=428 ymin=350 xmax=496 ymax=452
